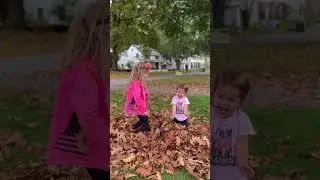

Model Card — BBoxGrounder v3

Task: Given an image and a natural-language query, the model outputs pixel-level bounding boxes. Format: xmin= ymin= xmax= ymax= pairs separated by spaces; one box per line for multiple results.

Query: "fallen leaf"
xmin=123 ymin=154 xmax=136 ymax=163
xmin=136 ymin=167 xmax=152 ymax=177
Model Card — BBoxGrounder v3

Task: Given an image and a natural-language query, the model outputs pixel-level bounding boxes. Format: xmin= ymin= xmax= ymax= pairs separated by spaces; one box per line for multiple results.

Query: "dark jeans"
xmin=86 ymin=168 xmax=110 ymax=180
xmin=173 ymin=118 xmax=188 ymax=126
xmin=138 ymin=115 xmax=149 ymax=127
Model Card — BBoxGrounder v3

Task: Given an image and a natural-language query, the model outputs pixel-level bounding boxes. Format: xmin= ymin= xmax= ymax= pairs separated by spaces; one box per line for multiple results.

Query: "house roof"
xmin=150 ymin=50 xmax=161 ymax=56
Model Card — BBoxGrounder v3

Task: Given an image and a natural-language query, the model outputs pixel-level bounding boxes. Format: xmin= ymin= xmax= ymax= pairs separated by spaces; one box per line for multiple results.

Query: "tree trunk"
xmin=175 ymin=59 xmax=181 ymax=71
xmin=241 ymin=9 xmax=249 ymax=31
xmin=0 ymin=0 xmax=7 ymax=23
xmin=212 ymin=0 xmax=226 ymax=29
xmin=6 ymin=0 xmax=25 ymax=30
xmin=111 ymin=47 xmax=118 ymax=70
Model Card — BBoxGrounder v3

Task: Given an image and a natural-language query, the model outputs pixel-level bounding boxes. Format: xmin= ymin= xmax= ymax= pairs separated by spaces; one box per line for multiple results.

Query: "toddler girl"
xmin=125 ymin=61 xmax=151 ymax=132
xmin=211 ymin=71 xmax=255 ymax=180
xmin=170 ymin=84 xmax=190 ymax=126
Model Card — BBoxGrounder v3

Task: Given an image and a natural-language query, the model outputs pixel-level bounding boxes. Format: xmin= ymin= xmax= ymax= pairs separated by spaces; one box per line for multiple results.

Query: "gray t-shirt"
xmin=211 ymin=109 xmax=255 ymax=180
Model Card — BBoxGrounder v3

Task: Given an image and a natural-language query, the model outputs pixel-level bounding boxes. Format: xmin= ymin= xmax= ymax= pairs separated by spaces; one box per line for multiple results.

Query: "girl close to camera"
xmin=46 ymin=1 xmax=109 ymax=179
xmin=211 ymin=71 xmax=255 ymax=180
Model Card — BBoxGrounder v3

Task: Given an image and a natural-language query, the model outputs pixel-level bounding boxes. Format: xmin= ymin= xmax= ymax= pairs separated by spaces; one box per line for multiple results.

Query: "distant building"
xmin=116 ymin=44 xmax=209 ymax=71
xmin=23 ymin=0 xmax=93 ymax=26
xmin=117 ymin=45 xmax=145 ymax=70
xmin=224 ymin=0 xmax=302 ymax=27
xmin=166 ymin=55 xmax=210 ymax=71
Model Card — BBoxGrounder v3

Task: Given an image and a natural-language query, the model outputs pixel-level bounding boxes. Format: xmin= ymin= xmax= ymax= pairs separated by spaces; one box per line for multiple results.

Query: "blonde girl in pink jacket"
xmin=46 ymin=1 xmax=109 ymax=179
xmin=125 ymin=61 xmax=151 ymax=132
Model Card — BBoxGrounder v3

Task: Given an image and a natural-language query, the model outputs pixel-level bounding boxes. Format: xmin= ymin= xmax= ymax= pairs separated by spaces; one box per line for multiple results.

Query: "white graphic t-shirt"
xmin=171 ymin=96 xmax=190 ymax=121
xmin=211 ymin=109 xmax=255 ymax=180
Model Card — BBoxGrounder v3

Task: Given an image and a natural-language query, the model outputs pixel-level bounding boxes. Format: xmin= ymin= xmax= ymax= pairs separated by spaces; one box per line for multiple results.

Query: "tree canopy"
xmin=110 ymin=0 xmax=210 ymax=69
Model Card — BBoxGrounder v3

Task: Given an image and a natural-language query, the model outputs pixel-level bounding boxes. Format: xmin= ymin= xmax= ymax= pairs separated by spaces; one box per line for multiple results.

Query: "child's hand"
xmin=238 ymin=163 xmax=255 ymax=179
xmin=170 ymin=114 xmax=175 ymax=120
xmin=184 ymin=113 xmax=189 ymax=118
xmin=144 ymin=111 xmax=149 ymax=116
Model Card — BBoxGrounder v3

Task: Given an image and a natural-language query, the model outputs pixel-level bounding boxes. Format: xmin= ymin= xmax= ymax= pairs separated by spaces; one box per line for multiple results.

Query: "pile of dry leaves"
xmin=111 ymin=111 xmax=210 ymax=179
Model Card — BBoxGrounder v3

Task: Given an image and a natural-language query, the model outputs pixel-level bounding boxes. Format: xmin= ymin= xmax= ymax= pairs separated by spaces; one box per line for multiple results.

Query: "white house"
xmin=166 ymin=55 xmax=210 ymax=71
xmin=224 ymin=0 xmax=303 ymax=27
xmin=149 ymin=50 xmax=165 ymax=71
xmin=117 ymin=45 xmax=145 ymax=70
xmin=23 ymin=0 xmax=93 ymax=25
xmin=117 ymin=44 xmax=166 ymax=71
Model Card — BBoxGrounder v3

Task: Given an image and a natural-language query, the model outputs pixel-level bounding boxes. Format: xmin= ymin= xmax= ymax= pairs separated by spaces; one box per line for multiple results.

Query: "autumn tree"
xmin=159 ymin=0 xmax=210 ymax=70
xmin=110 ymin=0 xmax=163 ymax=69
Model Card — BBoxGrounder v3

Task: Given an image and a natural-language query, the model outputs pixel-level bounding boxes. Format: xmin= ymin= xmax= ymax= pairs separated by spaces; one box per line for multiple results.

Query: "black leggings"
xmin=86 ymin=168 xmax=110 ymax=180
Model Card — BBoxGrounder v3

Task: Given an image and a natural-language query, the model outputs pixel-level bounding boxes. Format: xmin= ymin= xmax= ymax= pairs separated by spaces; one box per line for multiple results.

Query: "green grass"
xmin=212 ymin=42 xmax=320 ymax=73
xmin=0 ymin=91 xmax=53 ymax=170
xmin=147 ymin=75 xmax=209 ymax=86
xmin=245 ymin=107 xmax=320 ymax=179
xmin=111 ymin=90 xmax=209 ymax=121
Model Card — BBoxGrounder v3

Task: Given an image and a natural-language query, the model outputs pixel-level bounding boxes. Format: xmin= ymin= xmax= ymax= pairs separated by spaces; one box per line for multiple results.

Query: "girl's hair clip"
xmin=144 ymin=63 xmax=151 ymax=69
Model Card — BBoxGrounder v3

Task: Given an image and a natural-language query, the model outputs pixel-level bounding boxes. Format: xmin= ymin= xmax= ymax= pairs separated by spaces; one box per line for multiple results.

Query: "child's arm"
xmin=183 ymin=104 xmax=189 ymax=117
xmin=171 ymin=97 xmax=176 ymax=119
xmin=184 ymin=97 xmax=190 ymax=117
xmin=171 ymin=104 xmax=176 ymax=119
xmin=237 ymin=135 xmax=255 ymax=179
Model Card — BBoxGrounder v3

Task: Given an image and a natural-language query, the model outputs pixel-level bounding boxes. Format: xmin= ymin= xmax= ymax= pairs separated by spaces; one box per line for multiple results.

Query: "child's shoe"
xmin=131 ymin=121 xmax=141 ymax=130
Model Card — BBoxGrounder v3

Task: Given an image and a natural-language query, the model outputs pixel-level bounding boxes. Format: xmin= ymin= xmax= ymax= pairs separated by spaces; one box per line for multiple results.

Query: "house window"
xmin=258 ymin=2 xmax=265 ymax=20
xmin=136 ymin=53 xmax=139 ymax=58
xmin=155 ymin=56 xmax=159 ymax=60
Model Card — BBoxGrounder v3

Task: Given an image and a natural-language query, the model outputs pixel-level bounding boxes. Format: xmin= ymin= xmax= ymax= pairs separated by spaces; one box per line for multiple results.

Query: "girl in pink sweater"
xmin=45 ymin=1 xmax=109 ymax=179
xmin=125 ymin=61 xmax=151 ymax=132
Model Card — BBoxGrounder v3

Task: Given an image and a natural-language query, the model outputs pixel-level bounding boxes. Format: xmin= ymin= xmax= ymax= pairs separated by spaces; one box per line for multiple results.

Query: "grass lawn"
xmin=147 ymin=75 xmax=209 ymax=86
xmin=0 ymin=31 xmax=67 ymax=59
xmin=246 ymin=107 xmax=320 ymax=179
xmin=212 ymin=42 xmax=320 ymax=73
xmin=110 ymin=71 xmax=176 ymax=80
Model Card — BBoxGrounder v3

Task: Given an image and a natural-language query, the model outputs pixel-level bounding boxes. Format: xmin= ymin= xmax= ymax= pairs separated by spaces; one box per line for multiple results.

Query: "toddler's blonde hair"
xmin=62 ymin=0 xmax=105 ymax=77
xmin=129 ymin=61 xmax=150 ymax=84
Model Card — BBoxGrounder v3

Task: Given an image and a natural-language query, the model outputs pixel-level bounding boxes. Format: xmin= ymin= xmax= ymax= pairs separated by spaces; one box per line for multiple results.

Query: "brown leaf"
xmin=177 ymin=156 xmax=185 ymax=166
xmin=136 ymin=167 xmax=152 ymax=177
xmin=156 ymin=171 xmax=162 ymax=180
xmin=123 ymin=154 xmax=136 ymax=163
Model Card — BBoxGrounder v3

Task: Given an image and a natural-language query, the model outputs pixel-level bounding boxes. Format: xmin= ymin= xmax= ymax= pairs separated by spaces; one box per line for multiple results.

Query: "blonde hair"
xmin=62 ymin=0 xmax=105 ymax=77
xmin=129 ymin=61 xmax=150 ymax=84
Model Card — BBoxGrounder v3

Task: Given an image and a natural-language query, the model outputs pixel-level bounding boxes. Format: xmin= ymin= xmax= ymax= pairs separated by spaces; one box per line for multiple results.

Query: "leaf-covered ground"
xmin=111 ymin=90 xmax=210 ymax=179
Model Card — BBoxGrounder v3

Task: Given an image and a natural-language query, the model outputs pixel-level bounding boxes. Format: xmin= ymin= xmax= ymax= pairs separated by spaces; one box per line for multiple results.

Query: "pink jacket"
xmin=46 ymin=59 xmax=109 ymax=171
xmin=125 ymin=80 xmax=149 ymax=115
